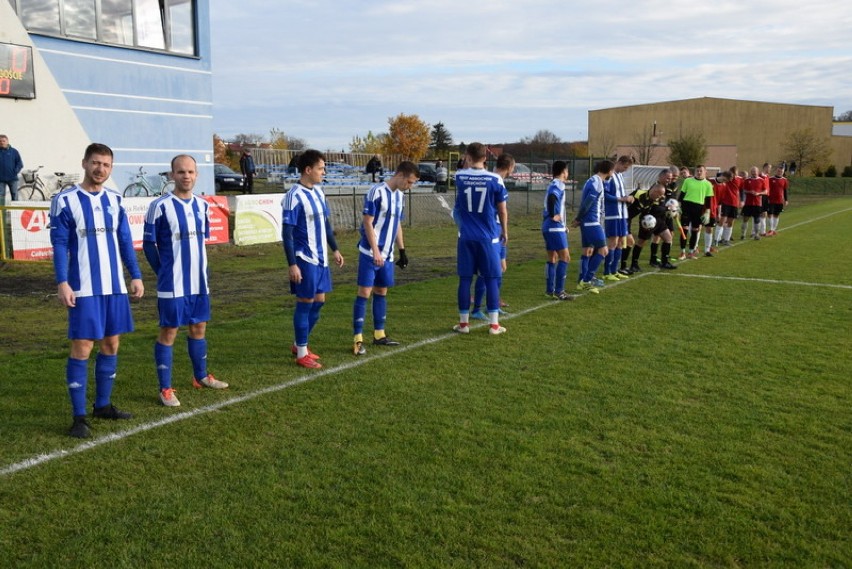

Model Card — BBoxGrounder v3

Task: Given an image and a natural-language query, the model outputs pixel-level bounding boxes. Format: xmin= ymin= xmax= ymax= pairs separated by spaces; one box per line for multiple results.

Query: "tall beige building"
xmin=588 ymin=97 xmax=852 ymax=172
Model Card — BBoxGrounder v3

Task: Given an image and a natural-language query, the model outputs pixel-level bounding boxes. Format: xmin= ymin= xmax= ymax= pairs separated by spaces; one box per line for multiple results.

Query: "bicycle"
xmin=123 ymin=166 xmax=175 ymax=197
xmin=17 ymin=165 xmax=80 ymax=201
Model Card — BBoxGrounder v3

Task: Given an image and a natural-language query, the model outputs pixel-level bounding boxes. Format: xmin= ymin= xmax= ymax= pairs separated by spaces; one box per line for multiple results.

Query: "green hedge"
xmin=788 ymin=177 xmax=851 ymax=195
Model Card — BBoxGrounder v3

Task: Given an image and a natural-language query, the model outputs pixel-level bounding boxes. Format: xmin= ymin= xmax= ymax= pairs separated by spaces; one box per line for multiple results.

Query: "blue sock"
xmin=485 ymin=277 xmax=501 ymax=312
xmin=155 ymin=342 xmax=173 ymax=390
xmin=309 ymin=301 xmax=324 ymax=334
xmin=458 ymin=277 xmax=472 ymax=313
xmin=353 ymin=296 xmax=368 ymax=336
xmin=187 ymin=337 xmax=208 ymax=381
xmin=613 ymin=248 xmax=622 ymax=273
xmin=604 ymin=250 xmax=614 ymax=274
xmin=556 ymin=261 xmax=568 ymax=293
xmin=586 ymin=252 xmax=606 ymax=281
xmin=473 ymin=276 xmax=486 ymax=311
xmin=94 ymin=353 xmax=117 ymax=409
xmin=545 ymin=262 xmax=556 ymax=294
xmin=66 ymin=357 xmax=88 ymax=417
xmin=372 ymin=294 xmax=387 ymax=333
xmin=294 ymin=302 xmax=312 ymax=346
xmin=579 ymin=255 xmax=590 ymax=282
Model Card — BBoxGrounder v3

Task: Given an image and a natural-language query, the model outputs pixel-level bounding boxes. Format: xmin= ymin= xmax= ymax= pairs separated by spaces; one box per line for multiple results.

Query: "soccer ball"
xmin=641 ymin=214 xmax=657 ymax=230
xmin=665 ymin=198 xmax=679 ymax=212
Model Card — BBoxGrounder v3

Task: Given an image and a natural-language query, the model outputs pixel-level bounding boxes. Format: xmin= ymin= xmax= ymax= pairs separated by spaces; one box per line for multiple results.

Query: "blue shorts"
xmin=68 ymin=294 xmax=134 ymax=340
xmin=605 ymin=218 xmax=628 ymax=238
xmin=457 ymin=238 xmax=502 ymax=278
xmin=158 ymin=294 xmax=211 ymax=328
xmin=356 ymin=252 xmax=395 ymax=288
xmin=543 ymin=228 xmax=569 ymax=251
xmin=290 ymin=258 xmax=333 ymax=298
xmin=580 ymin=225 xmax=607 ymax=249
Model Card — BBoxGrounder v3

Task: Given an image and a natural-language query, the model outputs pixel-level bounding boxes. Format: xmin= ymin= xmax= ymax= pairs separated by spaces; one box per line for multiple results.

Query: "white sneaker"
xmin=159 ymin=388 xmax=181 ymax=407
xmin=193 ymin=374 xmax=229 ymax=389
xmin=453 ymin=324 xmax=470 ymax=334
xmin=488 ymin=325 xmax=507 ymax=335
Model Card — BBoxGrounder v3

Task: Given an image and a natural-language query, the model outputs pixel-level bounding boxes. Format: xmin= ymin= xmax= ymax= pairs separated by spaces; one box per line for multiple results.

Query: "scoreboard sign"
xmin=0 ymin=42 xmax=35 ymax=100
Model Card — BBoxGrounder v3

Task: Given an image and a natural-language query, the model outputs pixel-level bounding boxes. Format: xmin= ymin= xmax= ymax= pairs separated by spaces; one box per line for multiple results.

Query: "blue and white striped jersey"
xmin=453 ymin=168 xmax=507 ymax=242
xmin=542 ymin=179 xmax=566 ymax=227
xmin=604 ymin=172 xmax=629 ymax=220
xmin=50 ymin=185 xmax=141 ymax=297
xmin=358 ymin=182 xmax=404 ymax=261
xmin=143 ymin=192 xmax=210 ymax=299
xmin=577 ymin=175 xmax=606 ymax=226
xmin=282 ymin=183 xmax=330 ymax=267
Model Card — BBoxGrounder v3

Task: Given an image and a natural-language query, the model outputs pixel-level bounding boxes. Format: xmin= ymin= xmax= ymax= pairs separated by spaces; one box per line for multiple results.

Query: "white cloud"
xmin=210 ymin=0 xmax=852 ymax=149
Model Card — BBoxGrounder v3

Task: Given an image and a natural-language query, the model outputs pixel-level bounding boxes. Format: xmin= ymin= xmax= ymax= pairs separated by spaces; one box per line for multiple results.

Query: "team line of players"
xmin=49 ymin=143 xmax=788 ymax=438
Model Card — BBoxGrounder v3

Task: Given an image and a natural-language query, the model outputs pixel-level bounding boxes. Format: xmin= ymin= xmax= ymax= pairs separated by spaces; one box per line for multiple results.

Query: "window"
xmin=20 ymin=0 xmax=61 ymax=34
xmin=63 ymin=0 xmax=96 ymax=40
xmin=12 ymin=0 xmax=197 ymax=56
xmin=167 ymin=0 xmax=194 ymax=55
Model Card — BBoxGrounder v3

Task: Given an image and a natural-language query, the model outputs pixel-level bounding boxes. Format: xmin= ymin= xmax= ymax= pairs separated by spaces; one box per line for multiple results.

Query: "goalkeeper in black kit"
xmin=625 ymin=178 xmax=677 ymax=271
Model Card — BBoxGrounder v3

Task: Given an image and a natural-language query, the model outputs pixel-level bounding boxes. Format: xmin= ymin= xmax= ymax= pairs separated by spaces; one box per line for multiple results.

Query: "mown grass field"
xmin=0 ymin=197 xmax=850 ymax=567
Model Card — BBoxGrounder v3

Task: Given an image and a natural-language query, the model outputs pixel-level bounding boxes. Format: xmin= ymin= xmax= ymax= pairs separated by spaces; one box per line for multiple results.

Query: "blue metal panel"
xmin=25 ymin=0 xmax=216 ymax=194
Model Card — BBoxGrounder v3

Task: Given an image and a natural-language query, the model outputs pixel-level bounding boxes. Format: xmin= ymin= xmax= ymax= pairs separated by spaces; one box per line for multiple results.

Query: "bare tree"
xmin=834 ymin=109 xmax=852 ymax=122
xmin=595 ymin=131 xmax=617 ymax=158
xmin=232 ymin=133 xmax=264 ymax=146
xmin=630 ymin=124 xmax=657 ymax=165
xmin=781 ymin=128 xmax=832 ymax=175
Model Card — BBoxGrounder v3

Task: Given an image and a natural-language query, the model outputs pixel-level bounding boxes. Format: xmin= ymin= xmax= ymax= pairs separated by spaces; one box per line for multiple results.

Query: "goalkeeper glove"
xmin=396 ymin=248 xmax=408 ymax=269
xmin=700 ymin=211 xmax=710 ymax=225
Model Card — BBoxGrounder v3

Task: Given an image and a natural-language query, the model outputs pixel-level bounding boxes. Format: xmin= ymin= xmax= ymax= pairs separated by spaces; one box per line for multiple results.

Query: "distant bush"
xmin=825 ymin=165 xmax=837 ymax=177
xmin=813 ymin=167 xmax=823 ymax=177
xmin=788 ymin=177 xmax=851 ymax=195
xmin=842 ymin=166 xmax=852 ymax=177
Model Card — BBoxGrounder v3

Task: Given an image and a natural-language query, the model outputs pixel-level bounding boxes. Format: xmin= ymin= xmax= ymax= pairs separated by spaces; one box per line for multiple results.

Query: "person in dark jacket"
xmin=0 ymin=134 xmax=24 ymax=203
xmin=239 ymin=149 xmax=256 ymax=194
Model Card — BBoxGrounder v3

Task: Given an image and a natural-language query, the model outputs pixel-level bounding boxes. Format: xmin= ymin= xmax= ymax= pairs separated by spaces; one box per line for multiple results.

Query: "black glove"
xmin=395 ymin=248 xmax=408 ymax=269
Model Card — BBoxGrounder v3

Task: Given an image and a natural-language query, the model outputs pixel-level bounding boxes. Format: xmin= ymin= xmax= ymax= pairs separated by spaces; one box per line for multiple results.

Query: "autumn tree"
xmin=213 ymin=134 xmax=228 ymax=164
xmin=269 ymin=128 xmax=306 ymax=151
xmin=349 ymin=130 xmax=387 ymax=155
xmin=667 ymin=131 xmax=707 ymax=169
xmin=384 ymin=113 xmax=431 ymax=161
xmin=429 ymin=122 xmax=454 ymax=156
xmin=781 ymin=128 xmax=832 ymax=175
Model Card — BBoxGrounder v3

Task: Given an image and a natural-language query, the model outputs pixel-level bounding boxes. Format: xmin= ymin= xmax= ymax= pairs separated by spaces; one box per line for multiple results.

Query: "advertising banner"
xmin=233 ymin=194 xmax=284 ymax=246
xmin=9 ymin=194 xmax=230 ymax=261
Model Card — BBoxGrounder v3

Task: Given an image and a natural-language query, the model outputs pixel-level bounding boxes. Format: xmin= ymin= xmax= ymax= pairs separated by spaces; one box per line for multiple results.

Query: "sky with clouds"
xmin=210 ymin=0 xmax=852 ymax=150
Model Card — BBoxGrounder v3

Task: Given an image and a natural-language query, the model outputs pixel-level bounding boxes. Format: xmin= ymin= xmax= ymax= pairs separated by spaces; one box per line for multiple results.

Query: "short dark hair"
xmin=617 ymin=155 xmax=634 ymax=165
xmin=496 ymin=153 xmax=515 ymax=172
xmin=395 ymin=160 xmax=419 ymax=178
xmin=170 ymin=154 xmax=197 ymax=171
xmin=465 ymin=142 xmax=486 ymax=162
xmin=84 ymin=143 xmax=114 ymax=161
xmin=594 ymin=160 xmax=615 ymax=175
xmin=298 ymin=149 xmax=325 ymax=173
xmin=552 ymin=160 xmax=568 ymax=177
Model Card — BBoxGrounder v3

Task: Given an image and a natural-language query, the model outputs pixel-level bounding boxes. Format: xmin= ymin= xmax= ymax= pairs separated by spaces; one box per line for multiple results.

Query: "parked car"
xmin=214 ymin=163 xmax=245 ymax=192
xmin=417 ymin=162 xmax=437 ymax=183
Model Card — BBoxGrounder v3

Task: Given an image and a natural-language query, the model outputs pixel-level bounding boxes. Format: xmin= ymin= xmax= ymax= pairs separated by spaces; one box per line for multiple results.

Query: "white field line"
xmin=652 ymin=272 xmax=852 ymax=289
xmin=3 ymin=204 xmax=850 ymax=477
xmin=0 ymin=303 xmax=558 ymax=478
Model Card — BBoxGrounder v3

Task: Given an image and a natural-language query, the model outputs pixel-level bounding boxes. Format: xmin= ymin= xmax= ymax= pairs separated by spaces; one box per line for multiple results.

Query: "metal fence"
xmin=323 ymin=186 xmax=574 ymax=232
